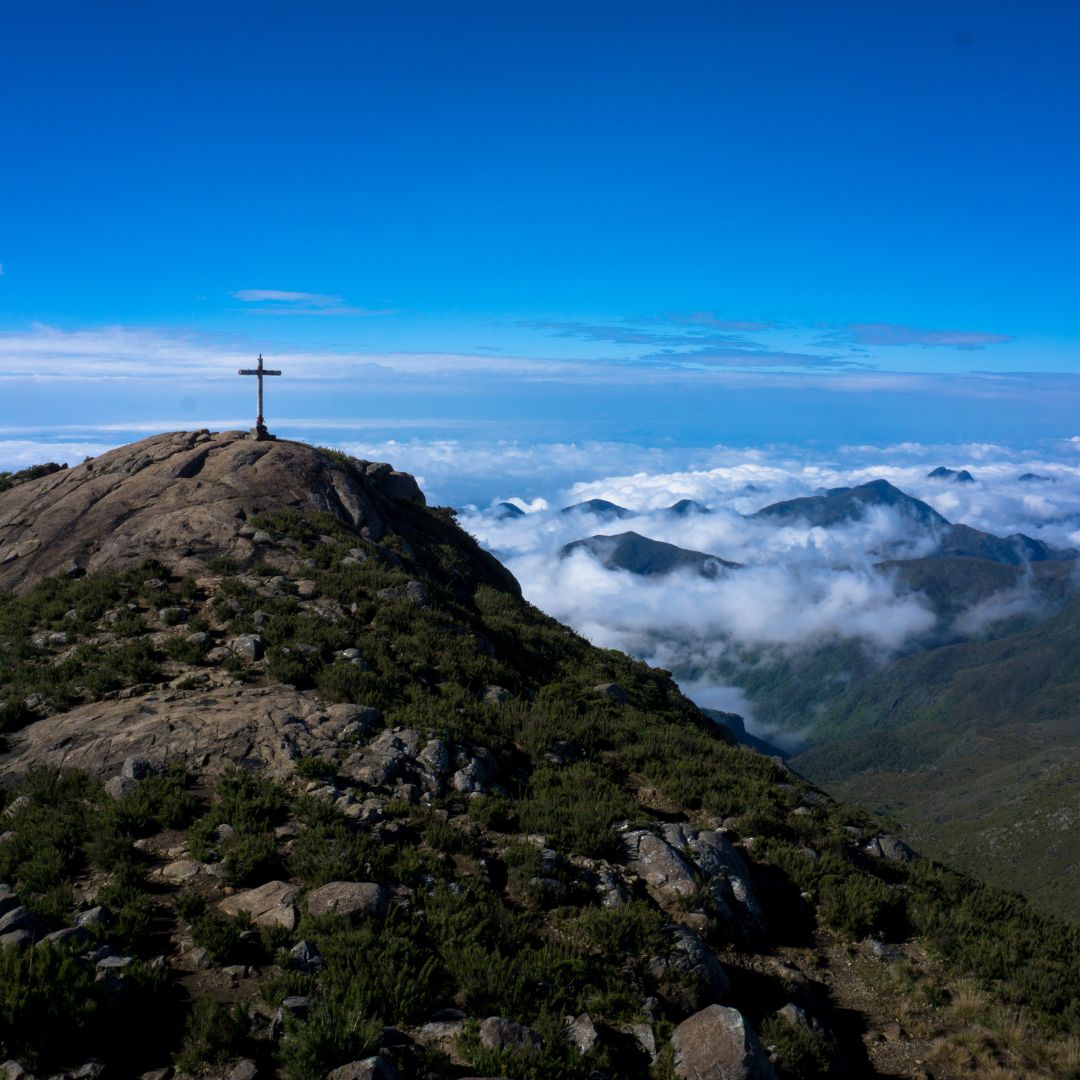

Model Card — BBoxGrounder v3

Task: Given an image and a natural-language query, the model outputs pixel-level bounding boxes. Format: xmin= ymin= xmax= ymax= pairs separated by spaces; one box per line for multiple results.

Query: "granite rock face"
xmin=671 ymin=1005 xmax=777 ymax=1080
xmin=0 ymin=430 xmax=426 ymax=592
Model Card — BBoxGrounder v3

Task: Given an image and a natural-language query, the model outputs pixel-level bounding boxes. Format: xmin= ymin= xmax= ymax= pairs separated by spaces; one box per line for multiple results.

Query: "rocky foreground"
xmin=0 ymin=432 xmax=1077 ymax=1080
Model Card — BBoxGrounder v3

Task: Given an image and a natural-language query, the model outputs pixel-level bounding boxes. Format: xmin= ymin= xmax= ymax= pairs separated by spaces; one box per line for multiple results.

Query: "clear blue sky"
xmin=1 ymin=1 xmax=1079 ymax=471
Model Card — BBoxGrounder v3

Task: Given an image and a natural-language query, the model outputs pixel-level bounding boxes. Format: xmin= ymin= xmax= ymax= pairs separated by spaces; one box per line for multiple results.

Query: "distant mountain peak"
xmin=559 ymin=498 xmax=634 ymax=519
xmin=561 ymin=530 xmax=740 ymax=578
xmin=666 ymin=498 xmax=710 ymax=516
xmin=928 ymin=466 xmax=975 ymax=483
xmin=751 ymin=478 xmax=947 ymax=529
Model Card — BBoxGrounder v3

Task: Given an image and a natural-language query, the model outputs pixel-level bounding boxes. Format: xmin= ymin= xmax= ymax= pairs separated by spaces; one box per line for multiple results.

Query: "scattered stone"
xmin=269 ymin=995 xmax=310 ymax=1038
xmin=229 ymin=634 xmax=265 ymax=662
xmin=226 ymin=1059 xmax=259 ymax=1080
xmin=619 ymin=1022 xmax=657 ymax=1062
xmin=651 ymin=925 xmax=731 ymax=1004
xmin=593 ymin=682 xmax=629 ymax=703
xmin=479 ymin=1016 xmax=542 ymax=1054
xmin=186 ymin=946 xmax=212 ymax=970
xmin=306 ymin=881 xmax=387 ymax=921
xmin=0 ymin=906 xmax=42 ymax=937
xmin=162 ymin=859 xmax=201 ymax=883
xmin=404 ymin=580 xmax=429 ymax=605
xmin=565 ymin=1012 xmax=601 ymax=1054
xmin=289 ymin=939 xmax=323 ymax=973
xmin=327 ymin=1058 xmax=400 ymax=1080
xmin=670 ymin=1005 xmax=776 ymax=1079
xmin=865 ymin=835 xmax=915 ymax=863
xmin=0 ymin=929 xmax=32 ymax=950
xmin=75 ymin=906 xmax=108 ymax=929
xmin=70 ymin=1063 xmax=107 ymax=1079
xmin=96 ymin=954 xmax=134 ymax=972
xmin=219 ymin=880 xmax=301 ymax=930
xmin=482 ymin=685 xmax=509 ymax=706
xmin=42 ymin=926 xmax=90 ymax=947
xmin=295 ymin=579 xmax=318 ymax=598
xmin=418 ymin=739 xmax=451 ymax=776
xmin=120 ymin=755 xmax=154 ymax=780
xmin=775 ymin=1003 xmax=809 ymax=1029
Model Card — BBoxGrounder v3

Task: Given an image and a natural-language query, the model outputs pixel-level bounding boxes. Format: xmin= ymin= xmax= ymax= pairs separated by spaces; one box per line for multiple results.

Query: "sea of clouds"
xmin=440 ymin=439 xmax=1080 ymax=741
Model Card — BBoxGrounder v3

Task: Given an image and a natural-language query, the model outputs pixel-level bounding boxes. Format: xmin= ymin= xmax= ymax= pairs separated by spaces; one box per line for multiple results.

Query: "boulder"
xmin=565 ymin=1012 xmax=601 ymax=1054
xmin=226 ymin=1061 xmax=258 ymax=1080
xmin=671 ymin=1005 xmax=776 ymax=1080
xmin=651 ymin=925 xmax=731 ymax=1003
xmin=289 ymin=939 xmax=323 ymax=974
xmin=866 ymin=835 xmax=915 ymax=863
xmin=479 ymin=1016 xmax=542 ymax=1053
xmin=593 ymin=683 xmax=629 ymax=703
xmin=0 ymin=906 xmax=42 ymax=937
xmin=327 ymin=1058 xmax=400 ymax=1080
xmin=306 ymin=881 xmax=388 ymax=921
xmin=622 ymin=830 xmax=699 ymax=910
xmin=229 ymin=634 xmax=265 ymax=662
xmin=218 ymin=880 xmax=301 ymax=930
xmin=121 ymin=755 xmax=155 ymax=780
xmin=162 ymin=859 xmax=201 ymax=883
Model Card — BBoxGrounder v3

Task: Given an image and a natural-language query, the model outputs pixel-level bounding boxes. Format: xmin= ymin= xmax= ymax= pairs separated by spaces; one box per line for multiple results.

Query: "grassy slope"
xmin=791 ymin=596 xmax=1080 ymax=918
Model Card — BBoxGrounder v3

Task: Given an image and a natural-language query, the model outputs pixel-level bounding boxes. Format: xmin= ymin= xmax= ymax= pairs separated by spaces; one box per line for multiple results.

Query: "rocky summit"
xmin=0 ymin=430 xmax=431 ymax=592
xmin=0 ymin=433 xmax=1077 ymax=1080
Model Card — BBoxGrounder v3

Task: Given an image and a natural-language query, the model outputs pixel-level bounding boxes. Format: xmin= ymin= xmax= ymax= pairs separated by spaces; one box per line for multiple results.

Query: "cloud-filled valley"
xmin=456 ymin=443 xmax=1080 ymax=744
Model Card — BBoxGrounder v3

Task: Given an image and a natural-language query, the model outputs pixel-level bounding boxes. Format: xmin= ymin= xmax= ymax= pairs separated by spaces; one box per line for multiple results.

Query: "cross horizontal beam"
xmin=238 ymin=368 xmax=281 ymax=376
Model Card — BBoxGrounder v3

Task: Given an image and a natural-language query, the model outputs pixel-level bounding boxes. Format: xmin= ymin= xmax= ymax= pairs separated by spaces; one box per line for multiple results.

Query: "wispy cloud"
xmin=527 ymin=318 xmax=763 ymax=349
xmin=827 ymin=322 xmax=1011 ymax=350
xmin=641 ymin=346 xmax=867 ymax=370
xmin=232 ymin=289 xmax=396 ymax=317
xmin=649 ymin=312 xmax=781 ymax=332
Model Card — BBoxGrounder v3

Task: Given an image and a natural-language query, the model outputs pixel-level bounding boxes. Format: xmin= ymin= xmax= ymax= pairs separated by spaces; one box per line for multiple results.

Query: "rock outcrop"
xmin=0 ymin=430 xmax=426 ymax=592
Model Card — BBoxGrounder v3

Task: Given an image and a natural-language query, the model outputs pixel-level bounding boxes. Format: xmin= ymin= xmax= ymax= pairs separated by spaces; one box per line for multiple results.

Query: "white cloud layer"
xmin=448 ymin=440 xmax=1080 ymax=740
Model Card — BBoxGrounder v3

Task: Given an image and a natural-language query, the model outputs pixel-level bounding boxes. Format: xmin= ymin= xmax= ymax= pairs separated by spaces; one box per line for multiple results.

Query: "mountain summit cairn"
xmin=238 ymin=352 xmax=282 ymax=440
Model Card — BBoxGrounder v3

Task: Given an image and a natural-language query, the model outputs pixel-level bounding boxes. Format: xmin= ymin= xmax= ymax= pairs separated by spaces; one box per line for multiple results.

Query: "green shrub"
xmin=517 ymin=762 xmax=636 ymax=859
xmin=0 ymin=940 xmax=98 ymax=1068
xmin=220 ymin=830 xmax=280 ymax=886
xmin=759 ymin=1016 xmax=832 ymax=1079
xmin=190 ymin=911 xmax=249 ymax=965
xmin=817 ymin=873 xmax=903 ymax=938
xmin=173 ymin=998 xmax=248 ymax=1075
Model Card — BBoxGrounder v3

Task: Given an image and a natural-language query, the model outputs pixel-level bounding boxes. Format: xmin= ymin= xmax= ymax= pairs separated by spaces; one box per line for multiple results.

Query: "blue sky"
xmin=1 ymin=1 xmax=1079 ymax=493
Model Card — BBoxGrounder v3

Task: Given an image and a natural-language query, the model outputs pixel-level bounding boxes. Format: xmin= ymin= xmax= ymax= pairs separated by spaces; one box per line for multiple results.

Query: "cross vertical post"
xmin=238 ymin=354 xmax=283 ymax=441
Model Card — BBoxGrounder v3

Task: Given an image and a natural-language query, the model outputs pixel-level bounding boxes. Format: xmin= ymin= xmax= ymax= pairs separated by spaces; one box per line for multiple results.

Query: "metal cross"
xmin=238 ymin=354 xmax=282 ymax=435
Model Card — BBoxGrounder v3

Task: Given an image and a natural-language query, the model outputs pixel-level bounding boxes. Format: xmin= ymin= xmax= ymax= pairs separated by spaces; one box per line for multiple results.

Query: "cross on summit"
xmin=238 ymin=354 xmax=282 ymax=441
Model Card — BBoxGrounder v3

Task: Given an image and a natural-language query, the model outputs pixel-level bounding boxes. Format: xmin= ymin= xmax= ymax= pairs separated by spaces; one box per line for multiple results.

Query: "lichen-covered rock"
xmin=650 ymin=925 xmax=731 ymax=1004
xmin=670 ymin=1005 xmax=776 ymax=1080
xmin=218 ymin=880 xmax=300 ymax=930
xmin=306 ymin=881 xmax=388 ymax=921
xmin=479 ymin=1016 xmax=542 ymax=1053
xmin=565 ymin=1012 xmax=601 ymax=1054
xmin=327 ymin=1057 xmax=400 ymax=1080
xmin=622 ymin=829 xmax=699 ymax=909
